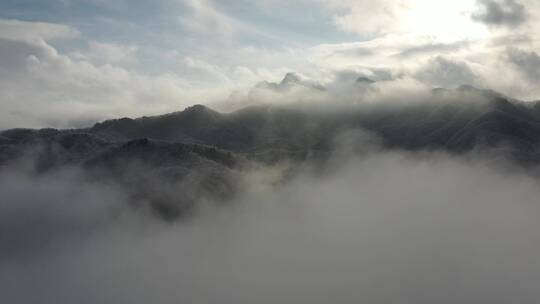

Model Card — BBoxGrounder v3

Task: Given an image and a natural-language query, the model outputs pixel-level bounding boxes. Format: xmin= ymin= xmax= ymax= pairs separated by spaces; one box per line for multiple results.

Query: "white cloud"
xmin=0 ymin=22 xmax=232 ymax=129
xmin=0 ymin=19 xmax=79 ymax=43
xmin=179 ymin=0 xmax=236 ymax=41
xmin=3 ymin=1 xmax=540 ymax=128
xmin=321 ymin=0 xmax=487 ymax=42
xmin=71 ymin=41 xmax=138 ymax=65
xmin=4 ymin=147 xmax=540 ymax=303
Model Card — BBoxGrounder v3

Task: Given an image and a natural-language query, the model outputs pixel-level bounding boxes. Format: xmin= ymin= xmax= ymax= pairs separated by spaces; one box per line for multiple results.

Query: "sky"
xmin=1 ymin=0 xmax=540 ymax=128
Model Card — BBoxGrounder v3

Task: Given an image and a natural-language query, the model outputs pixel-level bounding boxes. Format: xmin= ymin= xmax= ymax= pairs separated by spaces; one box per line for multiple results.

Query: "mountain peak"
xmin=179 ymin=104 xmax=222 ymax=121
xmin=457 ymin=84 xmax=478 ymax=92
xmin=457 ymin=84 xmax=504 ymax=99
xmin=280 ymin=72 xmax=302 ymax=86
xmin=184 ymin=104 xmax=209 ymax=113
xmin=356 ymin=76 xmax=375 ymax=84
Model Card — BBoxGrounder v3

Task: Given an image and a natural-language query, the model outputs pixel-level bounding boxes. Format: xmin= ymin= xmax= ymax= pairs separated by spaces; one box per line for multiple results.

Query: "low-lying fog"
xmin=2 ymin=142 xmax=540 ymax=304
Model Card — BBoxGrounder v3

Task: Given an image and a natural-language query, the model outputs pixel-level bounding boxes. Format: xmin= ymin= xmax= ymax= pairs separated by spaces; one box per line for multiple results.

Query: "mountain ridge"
xmin=4 ymin=86 xmax=540 ymax=218
xmin=4 ymin=86 xmax=540 ymax=158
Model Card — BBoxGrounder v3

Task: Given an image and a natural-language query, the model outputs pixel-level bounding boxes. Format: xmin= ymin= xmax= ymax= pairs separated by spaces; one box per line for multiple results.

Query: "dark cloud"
xmin=332 ymin=46 xmax=373 ymax=58
xmin=415 ymin=56 xmax=479 ymax=88
xmin=396 ymin=41 xmax=470 ymax=58
xmin=472 ymin=0 xmax=528 ymax=27
xmin=488 ymin=34 xmax=531 ymax=47
xmin=507 ymin=48 xmax=540 ymax=82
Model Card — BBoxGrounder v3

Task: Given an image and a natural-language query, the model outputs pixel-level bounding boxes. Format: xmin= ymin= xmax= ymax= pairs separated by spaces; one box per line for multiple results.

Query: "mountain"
xmin=5 ymin=86 xmax=540 ymax=163
xmin=253 ymin=72 xmax=326 ymax=93
xmin=0 ymin=128 xmax=244 ymax=219
xmin=78 ymin=88 xmax=540 ymax=161
xmin=3 ymin=86 xmax=540 ymax=217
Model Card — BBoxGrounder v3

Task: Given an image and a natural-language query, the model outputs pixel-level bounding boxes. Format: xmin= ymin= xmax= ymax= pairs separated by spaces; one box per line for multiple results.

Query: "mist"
xmin=2 ymin=141 xmax=540 ymax=304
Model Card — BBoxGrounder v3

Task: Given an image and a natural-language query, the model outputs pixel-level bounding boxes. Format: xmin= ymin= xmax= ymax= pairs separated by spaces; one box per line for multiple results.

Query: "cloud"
xmin=324 ymin=0 xmax=403 ymax=36
xmin=0 ymin=19 xmax=251 ymax=129
xmin=179 ymin=0 xmax=236 ymax=41
xmin=182 ymin=56 xmax=232 ymax=85
xmin=415 ymin=56 xmax=480 ymax=88
xmin=71 ymin=41 xmax=138 ymax=65
xmin=0 ymin=167 xmax=126 ymax=258
xmin=0 ymin=36 xmax=182 ymax=128
xmin=396 ymin=41 xmax=470 ymax=58
xmin=3 ymin=142 xmax=540 ymax=303
xmin=0 ymin=19 xmax=79 ymax=43
xmin=2 ymin=1 xmax=540 ymax=128
xmin=322 ymin=0 xmax=485 ymax=42
xmin=0 ymin=18 xmax=530 ymax=129
xmin=0 ymin=16 xmax=317 ymax=129
xmin=507 ymin=48 xmax=540 ymax=82
xmin=473 ymin=0 xmax=528 ymax=27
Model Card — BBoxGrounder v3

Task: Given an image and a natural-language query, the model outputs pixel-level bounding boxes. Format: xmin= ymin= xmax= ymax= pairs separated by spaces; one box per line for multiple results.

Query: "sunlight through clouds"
xmin=0 ymin=0 xmax=539 ymax=127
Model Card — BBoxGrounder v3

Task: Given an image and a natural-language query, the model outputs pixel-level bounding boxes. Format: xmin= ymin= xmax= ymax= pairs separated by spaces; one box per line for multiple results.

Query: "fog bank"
xmin=2 ymin=148 xmax=540 ymax=303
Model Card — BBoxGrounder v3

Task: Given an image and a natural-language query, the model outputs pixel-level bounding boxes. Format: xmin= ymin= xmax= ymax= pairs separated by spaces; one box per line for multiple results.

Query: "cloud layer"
xmin=0 ymin=0 xmax=540 ymax=125
xmin=2 ymin=146 xmax=540 ymax=303
xmin=473 ymin=0 xmax=528 ymax=27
